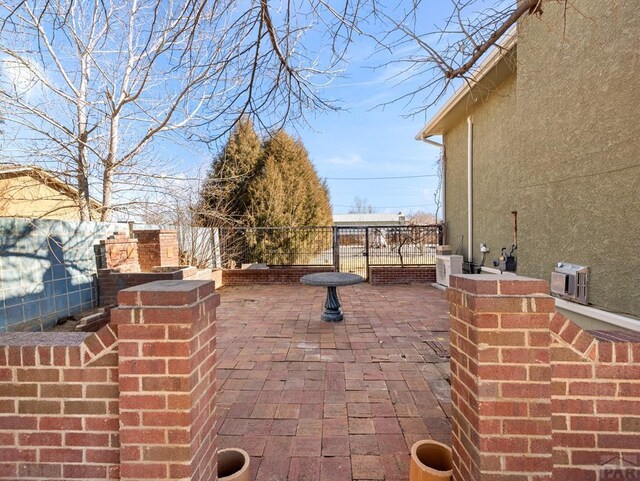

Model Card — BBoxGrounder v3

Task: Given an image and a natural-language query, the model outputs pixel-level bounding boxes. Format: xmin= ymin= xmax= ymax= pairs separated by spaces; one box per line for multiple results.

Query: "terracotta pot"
xmin=409 ymin=440 xmax=453 ymax=481
xmin=218 ymin=448 xmax=250 ymax=481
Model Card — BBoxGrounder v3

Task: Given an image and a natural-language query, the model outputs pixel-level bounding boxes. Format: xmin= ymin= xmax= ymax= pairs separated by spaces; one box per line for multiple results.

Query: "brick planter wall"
xmin=0 ymin=327 xmax=120 ymax=480
xmin=222 ymin=266 xmax=335 ymax=285
xmin=112 ymin=280 xmax=219 ymax=481
xmin=100 ymin=232 xmax=140 ymax=273
xmin=447 ymin=274 xmax=554 ymax=481
xmin=134 ymin=230 xmax=179 ymax=272
xmin=447 ymin=274 xmax=640 ymax=481
xmin=550 ymin=314 xmax=640 ymax=480
xmin=0 ymin=280 xmax=219 ymax=481
xmin=98 ymin=267 xmax=200 ymax=306
xmin=369 ymin=266 xmax=436 ymax=284
xmin=97 ymin=229 xmax=214 ymax=309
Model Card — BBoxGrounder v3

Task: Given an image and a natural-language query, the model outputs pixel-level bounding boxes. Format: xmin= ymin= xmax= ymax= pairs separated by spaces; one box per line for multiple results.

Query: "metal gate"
xmin=334 ymin=227 xmax=369 ymax=279
xmin=217 ymin=225 xmax=443 ymax=280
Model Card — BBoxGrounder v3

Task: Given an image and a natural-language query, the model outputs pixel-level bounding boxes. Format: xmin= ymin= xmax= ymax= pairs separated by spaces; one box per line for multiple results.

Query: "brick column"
xmin=101 ymin=232 xmax=140 ymax=273
xmin=111 ymin=280 xmax=219 ymax=481
xmin=447 ymin=275 xmax=554 ymax=481
xmin=134 ymin=230 xmax=180 ymax=271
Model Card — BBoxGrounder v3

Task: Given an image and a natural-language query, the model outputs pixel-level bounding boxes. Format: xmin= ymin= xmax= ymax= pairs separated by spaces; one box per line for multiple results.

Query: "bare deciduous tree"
xmin=408 ymin=210 xmax=436 ymax=225
xmin=140 ymin=170 xmax=243 ymax=268
xmin=0 ymin=0 xmax=564 ymax=221
xmin=0 ymin=0 xmax=366 ymax=221
xmin=2 ymin=1 xmax=209 ymax=220
xmin=373 ymin=0 xmax=567 ymax=112
xmin=349 ymin=196 xmax=376 ymax=214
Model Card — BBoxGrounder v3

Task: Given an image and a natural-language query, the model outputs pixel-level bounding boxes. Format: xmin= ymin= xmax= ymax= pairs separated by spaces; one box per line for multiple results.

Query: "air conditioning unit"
xmin=551 ymin=262 xmax=589 ymax=305
xmin=436 ymin=255 xmax=463 ymax=287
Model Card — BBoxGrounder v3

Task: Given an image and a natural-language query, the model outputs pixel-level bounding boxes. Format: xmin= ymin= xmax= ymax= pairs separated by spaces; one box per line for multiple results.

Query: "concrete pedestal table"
xmin=301 ymin=272 xmax=364 ymax=322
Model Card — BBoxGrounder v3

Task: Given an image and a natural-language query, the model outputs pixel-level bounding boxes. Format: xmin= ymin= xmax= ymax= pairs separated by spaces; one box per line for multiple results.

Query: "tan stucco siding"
xmin=444 ymin=74 xmax=518 ymax=263
xmin=515 ymin=0 xmax=640 ymax=316
xmin=469 ymin=75 xmax=518 ymax=265
xmin=0 ymin=174 xmax=84 ymax=220
xmin=443 ymin=121 xmax=468 ymax=256
xmin=443 ymin=0 xmax=640 ymax=317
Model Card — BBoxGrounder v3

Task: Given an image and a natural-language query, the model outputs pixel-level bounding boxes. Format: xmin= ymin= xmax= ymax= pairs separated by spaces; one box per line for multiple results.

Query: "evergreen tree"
xmin=248 ymin=130 xmax=332 ymax=227
xmin=198 ymin=125 xmax=332 ymax=265
xmin=246 ymin=130 xmax=332 ymax=263
xmin=198 ymin=119 xmax=262 ymax=226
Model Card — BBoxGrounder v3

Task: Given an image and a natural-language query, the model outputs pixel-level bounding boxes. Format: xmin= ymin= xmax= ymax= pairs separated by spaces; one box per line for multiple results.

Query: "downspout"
xmin=421 ymin=138 xmax=443 ymax=149
xmin=467 ymin=117 xmax=473 ymax=266
xmin=439 ymin=145 xmax=446 ymax=227
xmin=419 ymin=137 xmax=446 ymax=224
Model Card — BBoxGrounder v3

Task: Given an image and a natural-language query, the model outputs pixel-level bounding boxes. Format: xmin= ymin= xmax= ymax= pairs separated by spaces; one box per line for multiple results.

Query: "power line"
xmin=334 ymin=203 xmax=436 ymax=209
xmin=325 ymin=174 xmax=437 ymax=180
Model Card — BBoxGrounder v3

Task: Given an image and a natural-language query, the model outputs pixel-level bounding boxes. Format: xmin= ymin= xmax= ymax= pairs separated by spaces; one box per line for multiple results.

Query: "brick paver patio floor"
xmin=215 ymin=283 xmax=452 ymax=481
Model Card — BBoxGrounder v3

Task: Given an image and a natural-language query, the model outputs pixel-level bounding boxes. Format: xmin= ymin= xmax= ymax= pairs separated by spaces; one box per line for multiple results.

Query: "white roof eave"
xmin=415 ymin=30 xmax=518 ymax=141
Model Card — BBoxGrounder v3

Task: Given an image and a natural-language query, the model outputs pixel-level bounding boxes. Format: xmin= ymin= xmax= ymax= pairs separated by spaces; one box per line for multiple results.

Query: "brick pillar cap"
xmin=449 ymin=274 xmax=549 ymax=296
xmin=133 ymin=228 xmax=177 ymax=234
xmin=117 ymin=280 xmax=215 ymax=307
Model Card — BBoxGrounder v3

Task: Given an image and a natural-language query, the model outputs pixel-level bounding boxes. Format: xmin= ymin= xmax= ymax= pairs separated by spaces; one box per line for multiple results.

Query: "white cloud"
xmin=1 ymin=56 xmax=42 ymax=98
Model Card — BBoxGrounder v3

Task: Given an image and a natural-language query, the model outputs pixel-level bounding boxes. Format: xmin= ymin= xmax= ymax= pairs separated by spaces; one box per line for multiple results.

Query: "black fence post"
xmin=332 ymin=227 xmax=340 ymax=272
xmin=364 ymin=227 xmax=370 ymax=279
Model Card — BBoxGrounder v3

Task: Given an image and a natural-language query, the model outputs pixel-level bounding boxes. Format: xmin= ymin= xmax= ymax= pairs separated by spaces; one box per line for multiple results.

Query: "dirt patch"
xmin=46 ymin=307 xmax=110 ymax=332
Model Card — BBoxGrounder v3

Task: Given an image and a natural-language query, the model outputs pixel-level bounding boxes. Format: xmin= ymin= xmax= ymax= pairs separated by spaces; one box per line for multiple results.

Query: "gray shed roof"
xmin=333 ymin=213 xmax=405 ymax=226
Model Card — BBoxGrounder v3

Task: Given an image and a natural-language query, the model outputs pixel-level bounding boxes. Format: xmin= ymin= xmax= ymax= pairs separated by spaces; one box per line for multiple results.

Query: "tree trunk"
xmin=76 ymin=134 xmax=92 ymax=221
xmin=76 ymin=53 xmax=92 ymax=221
xmin=101 ymin=167 xmax=113 ymax=222
xmin=101 ymin=113 xmax=120 ymax=222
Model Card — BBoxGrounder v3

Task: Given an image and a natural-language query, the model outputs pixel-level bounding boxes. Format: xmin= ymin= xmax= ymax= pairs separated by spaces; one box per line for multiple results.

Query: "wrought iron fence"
xmin=366 ymin=225 xmax=442 ymax=266
xmin=218 ymin=226 xmax=334 ymax=268
xmin=216 ymin=224 xmax=443 ymax=272
xmin=335 ymin=225 xmax=442 ymax=277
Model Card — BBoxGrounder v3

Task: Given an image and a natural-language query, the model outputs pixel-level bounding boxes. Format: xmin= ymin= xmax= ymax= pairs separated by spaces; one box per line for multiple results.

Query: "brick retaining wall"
xmin=97 ymin=229 xmax=213 ymax=308
xmin=0 ymin=280 xmax=219 ymax=480
xmin=0 ymin=327 xmax=120 ymax=479
xmin=98 ymin=267 xmax=200 ymax=306
xmin=222 ymin=266 xmax=335 ymax=286
xmin=112 ymin=281 xmax=218 ymax=481
xmin=447 ymin=274 xmax=640 ymax=481
xmin=550 ymin=313 xmax=640 ymax=480
xmin=100 ymin=232 xmax=140 ymax=273
xmin=134 ymin=230 xmax=179 ymax=272
xmin=369 ymin=266 xmax=436 ymax=284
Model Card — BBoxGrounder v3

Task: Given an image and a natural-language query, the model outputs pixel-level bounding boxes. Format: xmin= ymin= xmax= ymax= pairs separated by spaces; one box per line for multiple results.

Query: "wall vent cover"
xmin=551 ymin=262 xmax=589 ymax=305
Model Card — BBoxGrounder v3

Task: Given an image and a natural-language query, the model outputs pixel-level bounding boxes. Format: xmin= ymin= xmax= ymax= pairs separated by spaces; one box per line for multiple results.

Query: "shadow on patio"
xmin=215 ymin=283 xmax=452 ymax=481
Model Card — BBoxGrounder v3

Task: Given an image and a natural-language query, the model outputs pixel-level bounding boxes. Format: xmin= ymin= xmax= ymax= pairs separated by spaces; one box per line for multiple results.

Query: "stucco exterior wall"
xmin=515 ymin=0 xmax=640 ymax=316
xmin=444 ymin=74 xmax=518 ymax=264
xmin=443 ymin=119 xmax=467 ymax=257
xmin=442 ymin=0 xmax=640 ymax=318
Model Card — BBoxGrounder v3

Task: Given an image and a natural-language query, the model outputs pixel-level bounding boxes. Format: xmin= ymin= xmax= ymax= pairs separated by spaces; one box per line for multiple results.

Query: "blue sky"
xmin=294 ymin=35 xmax=445 ymax=216
xmin=176 ymin=0 xmax=505 ymax=218
xmin=290 ymin=1 xmax=463 ymax=216
xmin=177 ymin=2 xmax=459 ymax=218
xmin=0 ymin=0 xmax=482 ymax=219
xmin=177 ymin=56 xmax=445 ymax=217
xmin=158 ymin=36 xmax=445 ymax=218
xmin=296 ymin=60 xmax=442 ymax=216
